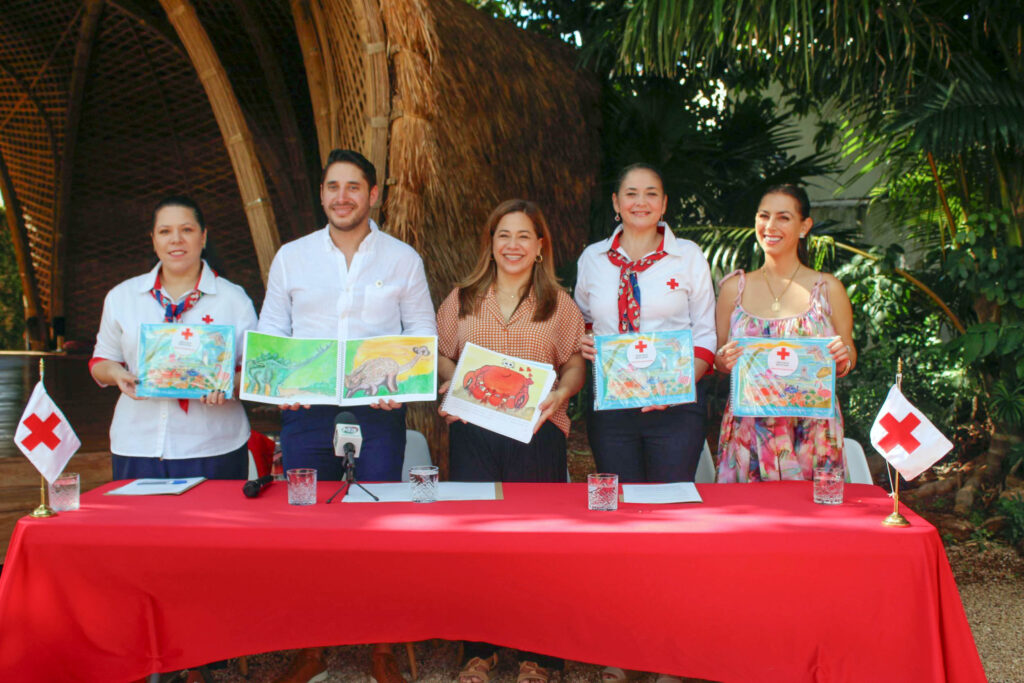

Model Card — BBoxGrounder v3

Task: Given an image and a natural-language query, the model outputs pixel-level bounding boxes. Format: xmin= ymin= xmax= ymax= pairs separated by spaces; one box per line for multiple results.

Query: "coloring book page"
xmin=730 ymin=337 xmax=836 ymax=419
xmin=240 ymin=331 xmax=437 ymax=406
xmin=441 ymin=342 xmax=556 ymax=443
xmin=136 ymin=324 xmax=235 ymax=399
xmin=593 ymin=330 xmax=695 ymax=410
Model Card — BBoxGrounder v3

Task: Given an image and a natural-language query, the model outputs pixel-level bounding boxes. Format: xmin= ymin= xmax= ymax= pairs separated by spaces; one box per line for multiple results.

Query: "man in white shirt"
xmin=258 ymin=149 xmax=436 ymax=482
xmin=259 ymin=150 xmax=434 ymax=683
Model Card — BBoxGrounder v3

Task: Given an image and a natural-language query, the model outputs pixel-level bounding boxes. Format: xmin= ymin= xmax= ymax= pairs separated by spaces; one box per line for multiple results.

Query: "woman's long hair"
xmin=762 ymin=184 xmax=812 ymax=267
xmin=457 ymin=199 xmax=561 ymax=322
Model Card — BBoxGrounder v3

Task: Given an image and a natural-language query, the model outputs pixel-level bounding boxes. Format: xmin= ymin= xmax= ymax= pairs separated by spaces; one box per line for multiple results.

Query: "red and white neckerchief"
xmin=605 ymin=228 xmax=667 ymax=332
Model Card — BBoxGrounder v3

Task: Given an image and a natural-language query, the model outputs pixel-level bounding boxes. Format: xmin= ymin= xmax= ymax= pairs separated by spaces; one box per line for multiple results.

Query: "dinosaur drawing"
xmin=246 ymin=343 xmax=333 ymax=396
xmin=344 ymin=345 xmax=432 ymax=398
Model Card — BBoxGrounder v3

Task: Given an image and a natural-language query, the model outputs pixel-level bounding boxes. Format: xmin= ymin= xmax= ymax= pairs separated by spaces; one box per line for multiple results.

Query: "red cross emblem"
xmin=21 ymin=413 xmax=62 ymax=451
xmin=667 ymin=278 xmax=679 ymax=290
xmin=181 ymin=328 xmax=194 ymax=340
xmin=202 ymin=315 xmax=213 ymax=324
xmin=634 ymin=340 xmax=648 ymax=353
xmin=776 ymin=347 xmax=791 ymax=360
xmin=877 ymin=413 xmax=921 ymax=453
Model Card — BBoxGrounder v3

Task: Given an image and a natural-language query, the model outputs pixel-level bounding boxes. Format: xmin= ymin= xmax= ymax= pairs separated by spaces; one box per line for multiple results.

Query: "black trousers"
xmin=449 ymin=420 xmax=567 ymax=483
xmin=587 ymin=378 xmax=708 ymax=483
xmin=450 ymin=420 xmax=567 ymax=671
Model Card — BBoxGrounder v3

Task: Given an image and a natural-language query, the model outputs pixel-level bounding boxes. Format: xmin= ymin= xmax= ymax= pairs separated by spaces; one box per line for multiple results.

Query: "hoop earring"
xmin=614 ymin=214 xmax=620 ymax=223
xmin=535 ymin=253 xmax=543 ymax=263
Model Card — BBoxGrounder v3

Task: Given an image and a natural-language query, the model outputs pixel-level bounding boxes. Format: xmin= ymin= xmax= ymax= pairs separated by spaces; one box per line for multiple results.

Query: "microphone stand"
xmin=326 ymin=445 xmax=379 ymax=503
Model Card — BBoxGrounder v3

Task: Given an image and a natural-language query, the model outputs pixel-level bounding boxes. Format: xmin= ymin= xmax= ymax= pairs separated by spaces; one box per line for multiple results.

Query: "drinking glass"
xmin=287 ymin=468 xmax=317 ymax=505
xmin=409 ymin=465 xmax=439 ymax=503
xmin=49 ymin=472 xmax=80 ymax=512
xmin=587 ymin=473 xmax=618 ymax=511
xmin=813 ymin=465 xmax=844 ymax=505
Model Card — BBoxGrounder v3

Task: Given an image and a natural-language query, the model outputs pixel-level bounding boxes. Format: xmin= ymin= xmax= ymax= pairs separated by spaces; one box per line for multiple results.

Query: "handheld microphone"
xmin=242 ymin=474 xmax=274 ymax=498
xmin=333 ymin=411 xmax=363 ymax=460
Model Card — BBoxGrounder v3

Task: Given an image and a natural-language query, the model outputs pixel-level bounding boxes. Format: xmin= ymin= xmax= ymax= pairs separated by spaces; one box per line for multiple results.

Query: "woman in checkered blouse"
xmin=436 ymin=199 xmax=585 ymax=683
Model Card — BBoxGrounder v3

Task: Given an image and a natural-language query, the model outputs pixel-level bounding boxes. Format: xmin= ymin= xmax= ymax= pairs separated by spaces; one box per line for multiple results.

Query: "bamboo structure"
xmin=0 ymin=0 xmax=600 ymax=464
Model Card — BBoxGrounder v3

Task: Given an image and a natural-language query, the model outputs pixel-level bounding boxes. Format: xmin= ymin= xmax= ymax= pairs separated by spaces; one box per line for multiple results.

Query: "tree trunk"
xmin=954 ymin=425 xmax=1021 ymax=515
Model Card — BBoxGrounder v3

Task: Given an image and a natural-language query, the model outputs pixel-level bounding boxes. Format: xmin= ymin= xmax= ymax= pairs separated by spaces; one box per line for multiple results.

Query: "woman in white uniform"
xmin=90 ymin=195 xmax=257 ymax=479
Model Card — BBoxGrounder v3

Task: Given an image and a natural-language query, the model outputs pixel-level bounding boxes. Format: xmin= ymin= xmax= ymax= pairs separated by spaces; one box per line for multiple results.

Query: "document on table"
xmin=621 ymin=482 xmax=702 ymax=504
xmin=106 ymin=477 xmax=206 ymax=496
xmin=342 ymin=482 xmax=503 ymax=502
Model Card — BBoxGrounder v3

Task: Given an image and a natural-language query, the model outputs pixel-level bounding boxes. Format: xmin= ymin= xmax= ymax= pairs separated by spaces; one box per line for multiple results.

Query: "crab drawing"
xmin=463 ymin=364 xmax=533 ymax=410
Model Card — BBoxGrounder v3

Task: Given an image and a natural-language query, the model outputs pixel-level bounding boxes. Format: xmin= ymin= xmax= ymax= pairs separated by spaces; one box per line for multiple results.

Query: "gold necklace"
xmin=762 ymin=263 xmax=801 ymax=312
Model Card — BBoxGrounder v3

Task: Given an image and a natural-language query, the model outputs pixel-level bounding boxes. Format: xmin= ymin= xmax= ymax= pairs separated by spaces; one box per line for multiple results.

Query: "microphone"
xmin=242 ymin=474 xmax=274 ymax=498
xmin=333 ymin=411 xmax=363 ymax=460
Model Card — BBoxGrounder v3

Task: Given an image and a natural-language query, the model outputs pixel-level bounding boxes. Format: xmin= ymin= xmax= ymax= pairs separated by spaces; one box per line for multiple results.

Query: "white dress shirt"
xmin=574 ymin=225 xmax=717 ymax=358
xmin=257 ymin=220 xmax=436 ymax=339
xmin=92 ymin=261 xmax=257 ymax=459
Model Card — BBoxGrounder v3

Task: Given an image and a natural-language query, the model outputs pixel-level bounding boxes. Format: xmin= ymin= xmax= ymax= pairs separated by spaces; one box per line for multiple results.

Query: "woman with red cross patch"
xmin=575 ymin=163 xmax=717 ymax=485
xmin=90 ymin=195 xmax=257 ymax=481
xmin=713 ymin=185 xmax=856 ymax=482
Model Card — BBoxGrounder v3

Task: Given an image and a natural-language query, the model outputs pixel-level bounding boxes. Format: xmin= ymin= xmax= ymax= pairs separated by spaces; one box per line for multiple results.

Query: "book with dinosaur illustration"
xmin=441 ymin=342 xmax=556 ymax=444
xmin=136 ymin=323 xmax=236 ymax=399
xmin=592 ymin=330 xmax=696 ymax=410
xmin=730 ymin=337 xmax=836 ymax=419
xmin=240 ymin=331 xmax=437 ymax=406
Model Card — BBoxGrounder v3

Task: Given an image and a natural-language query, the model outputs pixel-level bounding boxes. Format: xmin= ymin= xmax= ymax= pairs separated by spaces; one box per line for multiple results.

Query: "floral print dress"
xmin=716 ymin=270 xmax=844 ymax=482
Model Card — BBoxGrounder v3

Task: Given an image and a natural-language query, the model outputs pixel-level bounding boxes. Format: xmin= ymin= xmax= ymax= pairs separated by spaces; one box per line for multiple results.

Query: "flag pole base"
xmin=882 ymin=512 xmax=910 ymax=527
xmin=30 ymin=504 xmax=56 ymax=518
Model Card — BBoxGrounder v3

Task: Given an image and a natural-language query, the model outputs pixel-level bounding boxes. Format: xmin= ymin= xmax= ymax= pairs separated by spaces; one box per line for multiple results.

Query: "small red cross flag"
xmin=14 ymin=382 xmax=81 ymax=484
xmin=870 ymin=384 xmax=952 ymax=481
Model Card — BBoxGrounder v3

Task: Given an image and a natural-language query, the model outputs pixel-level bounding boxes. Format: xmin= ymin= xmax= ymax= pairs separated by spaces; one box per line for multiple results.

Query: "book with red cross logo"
xmin=14 ymin=382 xmax=81 ymax=484
xmin=731 ymin=337 xmax=836 ymax=419
xmin=592 ymin=330 xmax=696 ymax=410
xmin=869 ymin=384 xmax=952 ymax=480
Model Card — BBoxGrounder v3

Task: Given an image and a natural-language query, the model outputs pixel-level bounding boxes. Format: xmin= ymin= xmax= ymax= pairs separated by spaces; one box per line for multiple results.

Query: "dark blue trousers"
xmin=587 ymin=378 xmax=708 ymax=483
xmin=279 ymin=404 xmax=406 ymax=482
xmin=111 ymin=442 xmax=248 ymax=480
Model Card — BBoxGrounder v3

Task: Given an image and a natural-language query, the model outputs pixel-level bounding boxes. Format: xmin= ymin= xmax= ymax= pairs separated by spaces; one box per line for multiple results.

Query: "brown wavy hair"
xmin=457 ymin=199 xmax=562 ymax=322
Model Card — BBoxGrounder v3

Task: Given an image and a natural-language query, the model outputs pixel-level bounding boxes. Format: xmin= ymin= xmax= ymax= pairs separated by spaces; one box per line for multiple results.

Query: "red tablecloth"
xmin=0 ymin=481 xmax=984 ymax=682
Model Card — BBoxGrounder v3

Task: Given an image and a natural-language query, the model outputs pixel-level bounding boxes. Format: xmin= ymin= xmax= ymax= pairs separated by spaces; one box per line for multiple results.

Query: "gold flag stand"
xmin=882 ymin=358 xmax=910 ymax=527
xmin=29 ymin=358 xmax=56 ymax=518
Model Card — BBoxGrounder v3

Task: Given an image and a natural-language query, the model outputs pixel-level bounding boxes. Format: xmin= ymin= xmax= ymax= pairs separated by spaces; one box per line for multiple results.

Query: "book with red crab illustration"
xmin=136 ymin=323 xmax=235 ymax=398
xmin=442 ymin=342 xmax=557 ymax=443
xmin=592 ymin=330 xmax=696 ymax=410
xmin=730 ymin=337 xmax=837 ymax=419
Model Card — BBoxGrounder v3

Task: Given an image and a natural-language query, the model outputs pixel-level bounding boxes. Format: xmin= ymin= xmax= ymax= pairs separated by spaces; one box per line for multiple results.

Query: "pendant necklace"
xmin=763 ymin=263 xmax=801 ymax=313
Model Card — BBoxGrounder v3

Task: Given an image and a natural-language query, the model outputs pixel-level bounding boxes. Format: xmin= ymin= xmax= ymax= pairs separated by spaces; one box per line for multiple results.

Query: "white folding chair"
xmin=695 ymin=440 xmax=717 ymax=483
xmin=401 ymin=429 xmax=432 ymax=482
xmin=843 ymin=438 xmax=873 ymax=484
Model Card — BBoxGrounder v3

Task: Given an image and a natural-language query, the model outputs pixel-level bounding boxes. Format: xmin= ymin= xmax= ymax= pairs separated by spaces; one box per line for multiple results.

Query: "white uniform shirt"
xmin=257 ymin=220 xmax=436 ymax=339
xmin=92 ymin=261 xmax=258 ymax=459
xmin=574 ymin=225 xmax=717 ymax=360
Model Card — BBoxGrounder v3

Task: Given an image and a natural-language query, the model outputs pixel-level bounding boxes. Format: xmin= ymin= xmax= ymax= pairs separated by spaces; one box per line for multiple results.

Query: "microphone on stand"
xmin=242 ymin=474 xmax=274 ymax=498
xmin=327 ymin=411 xmax=377 ymax=502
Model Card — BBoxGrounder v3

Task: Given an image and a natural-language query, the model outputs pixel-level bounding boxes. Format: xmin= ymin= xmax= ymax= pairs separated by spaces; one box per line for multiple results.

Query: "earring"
xmin=800 ymin=233 xmax=806 ymax=238
xmin=535 ymin=253 xmax=543 ymax=263
xmin=614 ymin=214 xmax=620 ymax=223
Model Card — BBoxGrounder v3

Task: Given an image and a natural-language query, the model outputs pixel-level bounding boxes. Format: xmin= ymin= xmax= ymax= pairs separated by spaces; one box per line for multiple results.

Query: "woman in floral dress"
xmin=715 ymin=185 xmax=856 ymax=482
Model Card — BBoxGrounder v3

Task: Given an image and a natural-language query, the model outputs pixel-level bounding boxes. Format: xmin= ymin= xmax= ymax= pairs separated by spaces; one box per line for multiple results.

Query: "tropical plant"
xmin=0 ymin=207 xmax=27 ymax=349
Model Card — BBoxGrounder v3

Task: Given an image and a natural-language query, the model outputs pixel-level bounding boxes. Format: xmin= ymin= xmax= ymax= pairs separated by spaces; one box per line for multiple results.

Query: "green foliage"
xmin=0 ymin=207 xmax=26 ymax=349
xmin=996 ymin=496 xmax=1024 ymax=544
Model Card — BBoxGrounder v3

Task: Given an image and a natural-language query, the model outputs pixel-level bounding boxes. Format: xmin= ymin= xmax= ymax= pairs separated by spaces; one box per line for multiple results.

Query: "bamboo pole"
xmin=51 ymin=0 xmax=106 ymax=350
xmin=231 ymin=0 xmax=317 ymax=236
xmin=290 ymin=0 xmax=331 ymax=164
xmin=158 ymin=0 xmax=281 ymax=283
xmin=0 ymin=150 xmax=47 ymax=349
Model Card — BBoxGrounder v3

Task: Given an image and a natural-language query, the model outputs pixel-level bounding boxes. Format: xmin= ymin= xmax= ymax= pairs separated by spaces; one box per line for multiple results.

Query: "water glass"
xmin=286 ymin=468 xmax=317 ymax=505
xmin=813 ymin=465 xmax=844 ymax=505
xmin=409 ymin=465 xmax=439 ymax=503
xmin=49 ymin=472 xmax=80 ymax=512
xmin=587 ymin=473 xmax=618 ymax=511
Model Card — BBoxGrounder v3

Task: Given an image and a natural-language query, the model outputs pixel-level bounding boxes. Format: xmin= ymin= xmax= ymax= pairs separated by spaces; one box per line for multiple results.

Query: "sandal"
xmin=458 ymin=653 xmax=498 ymax=683
xmin=602 ymin=667 xmax=642 ymax=681
xmin=517 ymin=660 xmax=550 ymax=683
